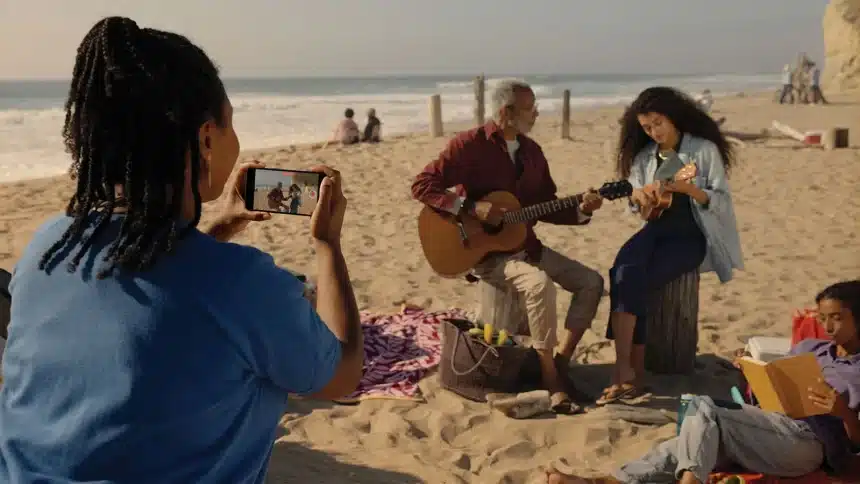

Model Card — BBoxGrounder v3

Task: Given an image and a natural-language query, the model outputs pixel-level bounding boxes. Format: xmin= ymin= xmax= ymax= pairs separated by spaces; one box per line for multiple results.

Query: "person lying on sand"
xmin=547 ymin=280 xmax=860 ymax=483
xmin=0 ymin=16 xmax=363 ymax=483
xmin=412 ymin=80 xmax=605 ymax=414
xmin=600 ymin=87 xmax=743 ymax=406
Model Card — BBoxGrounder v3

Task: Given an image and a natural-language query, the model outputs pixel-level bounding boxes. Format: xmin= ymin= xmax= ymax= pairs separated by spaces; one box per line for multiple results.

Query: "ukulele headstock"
xmin=597 ymin=180 xmax=634 ymax=201
xmin=674 ymin=163 xmax=698 ymax=182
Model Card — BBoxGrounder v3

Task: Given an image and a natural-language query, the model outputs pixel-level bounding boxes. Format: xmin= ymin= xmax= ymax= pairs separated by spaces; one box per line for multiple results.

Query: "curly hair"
xmin=615 ymin=86 xmax=735 ymax=179
xmin=816 ymin=280 xmax=860 ymax=322
xmin=39 ymin=16 xmax=226 ymax=278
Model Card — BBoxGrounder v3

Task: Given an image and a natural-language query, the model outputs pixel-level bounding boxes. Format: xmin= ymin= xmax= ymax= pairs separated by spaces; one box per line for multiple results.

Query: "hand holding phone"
xmin=202 ymin=160 xmax=273 ymax=242
xmin=307 ymin=165 xmax=346 ymax=246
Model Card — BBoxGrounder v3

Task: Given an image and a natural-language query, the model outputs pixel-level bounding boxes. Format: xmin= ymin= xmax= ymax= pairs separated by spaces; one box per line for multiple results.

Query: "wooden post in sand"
xmin=561 ymin=89 xmax=572 ymax=139
xmin=823 ymin=127 xmax=850 ymax=150
xmin=429 ymin=94 xmax=443 ymax=137
xmin=644 ymin=270 xmax=700 ymax=374
xmin=474 ymin=75 xmax=486 ymax=126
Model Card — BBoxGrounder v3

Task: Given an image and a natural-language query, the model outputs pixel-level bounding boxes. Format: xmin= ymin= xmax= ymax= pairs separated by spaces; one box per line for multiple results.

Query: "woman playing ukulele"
xmin=599 ymin=87 xmax=744 ymax=404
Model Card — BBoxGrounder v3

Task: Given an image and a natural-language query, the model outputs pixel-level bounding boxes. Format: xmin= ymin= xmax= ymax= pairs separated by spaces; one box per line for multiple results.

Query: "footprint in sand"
xmin=487 ymin=440 xmax=537 ymax=464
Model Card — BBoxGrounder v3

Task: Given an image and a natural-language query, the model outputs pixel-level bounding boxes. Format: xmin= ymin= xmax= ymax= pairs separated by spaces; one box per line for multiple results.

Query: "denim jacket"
xmin=629 ymin=133 xmax=744 ymax=283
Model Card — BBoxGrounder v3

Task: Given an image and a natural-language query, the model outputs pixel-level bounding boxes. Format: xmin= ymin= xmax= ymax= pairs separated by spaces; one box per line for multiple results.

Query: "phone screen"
xmin=244 ymin=168 xmax=323 ymax=216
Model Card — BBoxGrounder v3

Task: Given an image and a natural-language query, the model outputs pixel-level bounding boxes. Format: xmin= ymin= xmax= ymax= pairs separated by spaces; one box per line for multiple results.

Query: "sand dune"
xmin=1 ymin=91 xmax=859 ymax=483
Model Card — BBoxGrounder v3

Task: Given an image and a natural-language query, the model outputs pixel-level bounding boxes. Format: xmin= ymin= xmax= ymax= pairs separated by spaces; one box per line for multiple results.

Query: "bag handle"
xmin=449 ymin=328 xmax=499 ymax=376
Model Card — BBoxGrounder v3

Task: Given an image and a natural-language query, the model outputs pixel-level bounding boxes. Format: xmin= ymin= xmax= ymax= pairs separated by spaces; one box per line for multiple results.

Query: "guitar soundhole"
xmin=482 ymin=222 xmax=504 ymax=235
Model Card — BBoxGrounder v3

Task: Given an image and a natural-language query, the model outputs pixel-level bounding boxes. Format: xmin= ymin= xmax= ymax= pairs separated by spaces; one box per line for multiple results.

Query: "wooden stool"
xmin=644 ymin=270 xmax=700 ymax=374
xmin=475 ymin=278 xmax=528 ymax=335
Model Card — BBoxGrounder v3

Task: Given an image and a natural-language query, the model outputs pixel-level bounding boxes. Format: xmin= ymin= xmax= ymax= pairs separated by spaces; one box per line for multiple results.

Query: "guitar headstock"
xmin=597 ymin=180 xmax=634 ymax=201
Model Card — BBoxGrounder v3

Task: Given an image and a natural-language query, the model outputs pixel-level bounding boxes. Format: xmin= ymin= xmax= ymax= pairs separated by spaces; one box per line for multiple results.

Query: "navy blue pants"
xmin=605 ymin=223 xmax=706 ymax=345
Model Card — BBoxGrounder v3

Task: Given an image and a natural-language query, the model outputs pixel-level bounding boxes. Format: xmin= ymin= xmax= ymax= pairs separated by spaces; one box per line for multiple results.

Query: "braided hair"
xmin=39 ymin=17 xmax=227 ymax=278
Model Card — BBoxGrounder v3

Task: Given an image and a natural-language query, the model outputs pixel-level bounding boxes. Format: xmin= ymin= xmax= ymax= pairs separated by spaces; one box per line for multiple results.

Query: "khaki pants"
xmin=473 ymin=247 xmax=604 ymax=350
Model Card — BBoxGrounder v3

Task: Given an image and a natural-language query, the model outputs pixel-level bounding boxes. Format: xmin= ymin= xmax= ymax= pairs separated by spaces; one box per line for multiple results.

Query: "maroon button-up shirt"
xmin=411 ymin=121 xmax=587 ymax=260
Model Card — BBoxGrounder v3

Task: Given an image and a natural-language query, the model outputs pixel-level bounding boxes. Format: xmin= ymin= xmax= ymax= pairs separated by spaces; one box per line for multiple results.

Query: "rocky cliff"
xmin=823 ymin=0 xmax=860 ymax=90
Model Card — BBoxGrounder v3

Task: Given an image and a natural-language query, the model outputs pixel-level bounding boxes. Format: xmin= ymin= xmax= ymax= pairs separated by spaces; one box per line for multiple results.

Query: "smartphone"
xmin=244 ymin=168 xmax=323 ymax=216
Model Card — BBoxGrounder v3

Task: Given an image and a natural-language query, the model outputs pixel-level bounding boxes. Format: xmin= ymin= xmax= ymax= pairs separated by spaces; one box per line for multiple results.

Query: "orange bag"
xmin=791 ymin=309 xmax=829 ymax=346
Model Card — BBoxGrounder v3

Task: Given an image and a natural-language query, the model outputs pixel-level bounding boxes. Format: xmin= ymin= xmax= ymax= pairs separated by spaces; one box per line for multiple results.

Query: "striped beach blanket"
xmin=335 ymin=307 xmax=468 ymax=403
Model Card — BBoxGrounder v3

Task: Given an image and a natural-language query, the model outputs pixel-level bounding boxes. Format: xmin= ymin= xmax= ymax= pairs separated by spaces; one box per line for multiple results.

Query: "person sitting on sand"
xmin=599 ymin=87 xmax=743 ymax=405
xmin=694 ymin=89 xmax=713 ymax=113
xmin=0 ymin=16 xmax=363 ymax=483
xmin=268 ymin=181 xmax=288 ymax=212
xmin=412 ymin=80 xmax=605 ymax=414
xmin=362 ymin=108 xmax=382 ymax=143
xmin=547 ymin=280 xmax=860 ymax=484
xmin=333 ymin=108 xmax=361 ymax=145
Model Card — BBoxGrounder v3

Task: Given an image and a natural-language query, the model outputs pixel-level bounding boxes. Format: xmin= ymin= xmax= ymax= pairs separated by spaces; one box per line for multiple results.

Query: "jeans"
xmin=779 ymin=84 xmax=794 ymax=104
xmin=606 ymin=223 xmax=706 ymax=345
xmin=613 ymin=396 xmax=824 ymax=483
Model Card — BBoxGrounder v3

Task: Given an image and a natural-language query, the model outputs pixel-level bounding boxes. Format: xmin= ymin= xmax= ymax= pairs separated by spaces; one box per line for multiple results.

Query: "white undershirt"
xmin=445 ymin=138 xmax=589 ymax=222
xmin=506 ymin=140 xmax=520 ymax=163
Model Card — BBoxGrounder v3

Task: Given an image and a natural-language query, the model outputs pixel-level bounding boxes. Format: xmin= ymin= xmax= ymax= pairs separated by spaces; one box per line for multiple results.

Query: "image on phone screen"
xmin=244 ymin=168 xmax=322 ymax=216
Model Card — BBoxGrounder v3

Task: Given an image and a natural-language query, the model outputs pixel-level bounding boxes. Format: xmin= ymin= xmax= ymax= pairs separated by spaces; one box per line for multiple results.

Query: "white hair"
xmin=489 ymin=79 xmax=532 ymax=121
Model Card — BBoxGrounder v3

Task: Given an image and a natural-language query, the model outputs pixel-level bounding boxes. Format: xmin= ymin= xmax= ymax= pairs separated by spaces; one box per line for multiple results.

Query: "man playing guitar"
xmin=411 ymin=80 xmax=604 ymax=413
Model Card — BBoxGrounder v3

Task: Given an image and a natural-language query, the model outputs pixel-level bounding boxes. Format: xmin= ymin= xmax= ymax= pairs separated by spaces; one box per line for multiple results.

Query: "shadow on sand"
xmin=266 ymin=441 xmax=425 ymax=483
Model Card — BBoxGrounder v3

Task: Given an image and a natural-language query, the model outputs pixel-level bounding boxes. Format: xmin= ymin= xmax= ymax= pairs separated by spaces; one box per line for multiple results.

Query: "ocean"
xmin=0 ymin=73 xmax=778 ymax=183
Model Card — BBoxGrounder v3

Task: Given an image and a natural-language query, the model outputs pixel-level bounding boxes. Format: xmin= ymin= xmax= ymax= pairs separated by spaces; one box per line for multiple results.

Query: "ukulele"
xmin=417 ymin=180 xmax=633 ymax=277
xmin=639 ymin=160 xmax=698 ymax=222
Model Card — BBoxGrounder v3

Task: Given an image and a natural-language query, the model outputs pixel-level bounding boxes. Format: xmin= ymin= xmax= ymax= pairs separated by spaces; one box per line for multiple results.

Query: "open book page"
xmin=738 ymin=357 xmax=784 ymax=414
xmin=768 ymin=352 xmax=828 ymax=419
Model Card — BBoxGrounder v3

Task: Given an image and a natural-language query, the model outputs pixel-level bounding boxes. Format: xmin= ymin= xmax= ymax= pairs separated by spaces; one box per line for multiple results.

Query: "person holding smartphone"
xmin=0 ymin=16 xmax=362 ymax=484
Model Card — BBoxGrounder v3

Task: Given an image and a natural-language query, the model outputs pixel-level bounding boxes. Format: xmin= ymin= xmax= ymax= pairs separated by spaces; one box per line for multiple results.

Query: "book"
xmin=737 ymin=352 xmax=828 ymax=419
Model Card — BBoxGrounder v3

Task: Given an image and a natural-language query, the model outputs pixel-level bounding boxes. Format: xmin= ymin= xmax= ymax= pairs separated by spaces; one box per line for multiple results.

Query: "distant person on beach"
xmin=412 ymin=80 xmax=605 ymax=415
xmin=0 ymin=16 xmax=362 ymax=484
xmin=547 ymin=280 xmax=860 ymax=484
xmin=267 ymin=181 xmax=288 ymax=211
xmin=779 ymin=64 xmax=794 ymax=104
xmin=599 ymin=86 xmax=743 ymax=405
xmin=695 ymin=89 xmax=713 ymax=113
xmin=333 ymin=108 xmax=360 ymax=145
xmin=362 ymin=108 xmax=382 ymax=143
xmin=809 ymin=63 xmax=829 ymax=105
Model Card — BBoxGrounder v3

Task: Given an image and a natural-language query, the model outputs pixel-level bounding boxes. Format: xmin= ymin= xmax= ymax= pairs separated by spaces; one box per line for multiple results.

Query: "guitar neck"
xmin=502 ymin=193 xmax=584 ymax=225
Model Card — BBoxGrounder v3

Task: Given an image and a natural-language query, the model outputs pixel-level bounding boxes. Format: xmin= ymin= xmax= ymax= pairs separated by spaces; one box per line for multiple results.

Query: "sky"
xmin=0 ymin=0 xmax=831 ymax=79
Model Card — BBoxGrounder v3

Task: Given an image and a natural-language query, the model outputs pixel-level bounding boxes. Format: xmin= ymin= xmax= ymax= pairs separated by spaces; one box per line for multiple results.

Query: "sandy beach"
xmin=1 ymin=90 xmax=859 ymax=483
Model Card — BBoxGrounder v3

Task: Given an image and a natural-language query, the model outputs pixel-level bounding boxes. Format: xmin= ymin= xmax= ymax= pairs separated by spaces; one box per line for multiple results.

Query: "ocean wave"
xmin=436 ymin=77 xmax=553 ymax=95
xmin=0 ymin=73 xmax=779 ymax=182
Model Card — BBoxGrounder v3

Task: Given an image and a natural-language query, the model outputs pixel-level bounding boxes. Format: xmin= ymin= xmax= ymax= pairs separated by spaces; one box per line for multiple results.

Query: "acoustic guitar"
xmin=639 ymin=162 xmax=698 ymax=221
xmin=417 ymin=180 xmax=633 ymax=277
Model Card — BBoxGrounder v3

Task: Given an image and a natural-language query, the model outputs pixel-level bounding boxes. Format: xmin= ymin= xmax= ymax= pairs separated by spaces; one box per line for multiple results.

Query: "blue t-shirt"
xmin=0 ymin=215 xmax=342 ymax=483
